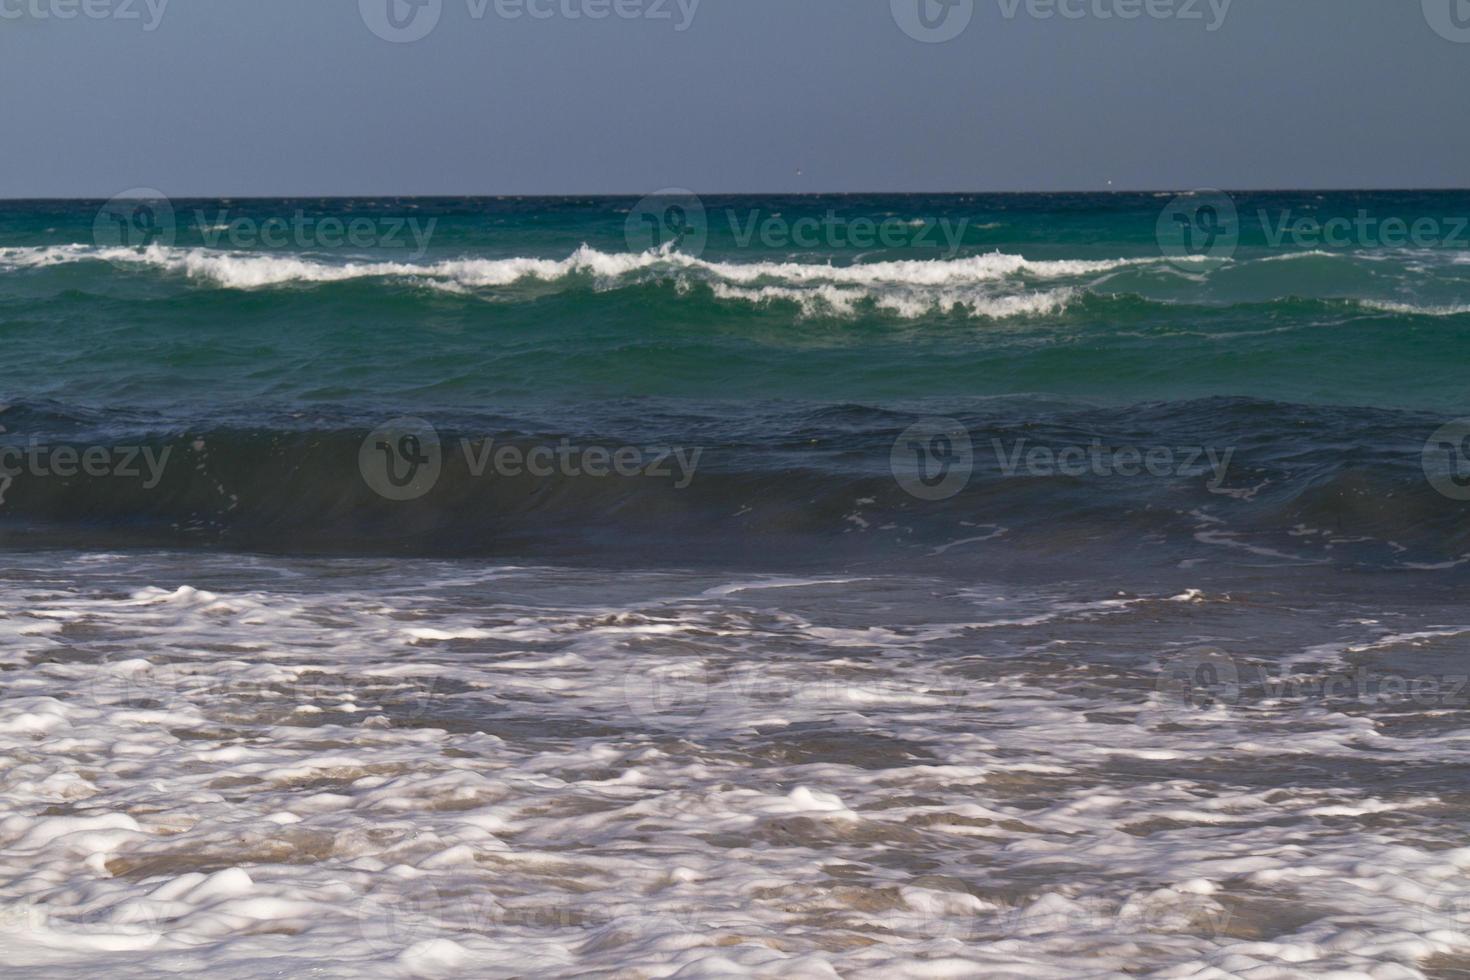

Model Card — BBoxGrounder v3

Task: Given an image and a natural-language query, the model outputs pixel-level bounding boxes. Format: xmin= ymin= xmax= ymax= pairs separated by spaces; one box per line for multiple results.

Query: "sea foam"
xmin=0 ymin=243 xmax=1152 ymax=319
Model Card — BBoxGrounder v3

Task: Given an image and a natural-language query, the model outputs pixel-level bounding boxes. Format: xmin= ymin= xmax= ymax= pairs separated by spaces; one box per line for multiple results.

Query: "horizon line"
xmin=3 ymin=186 xmax=1470 ymax=201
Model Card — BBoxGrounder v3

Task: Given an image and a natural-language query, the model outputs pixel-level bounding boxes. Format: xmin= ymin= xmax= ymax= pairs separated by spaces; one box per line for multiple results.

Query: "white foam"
xmin=0 ymin=243 xmax=1128 ymax=319
xmin=1360 ymin=298 xmax=1470 ymax=317
xmin=1256 ymin=249 xmax=1342 ymax=263
xmin=1 ymin=554 xmax=1466 ymax=978
xmin=0 ymin=242 xmax=1142 ymax=287
xmin=707 ymin=281 xmax=1078 ymax=319
xmin=18 ymin=241 xmax=1465 ymax=322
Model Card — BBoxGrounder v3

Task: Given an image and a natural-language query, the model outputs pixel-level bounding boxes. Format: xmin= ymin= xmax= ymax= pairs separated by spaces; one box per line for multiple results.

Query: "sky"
xmin=0 ymin=0 xmax=1466 ymax=196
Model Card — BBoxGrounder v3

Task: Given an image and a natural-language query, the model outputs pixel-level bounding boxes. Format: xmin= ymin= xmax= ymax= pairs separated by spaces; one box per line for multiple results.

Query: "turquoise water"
xmin=0 ymin=193 xmax=1466 ymax=569
xmin=2 ymin=193 xmax=1469 ymax=411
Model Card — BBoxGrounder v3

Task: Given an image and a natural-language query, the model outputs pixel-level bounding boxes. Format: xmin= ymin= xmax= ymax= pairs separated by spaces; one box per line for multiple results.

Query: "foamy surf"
xmin=1359 ymin=298 xmax=1470 ymax=316
xmin=0 ymin=242 xmax=1155 ymax=322
xmin=705 ymin=281 xmax=1079 ymax=318
xmin=7 ymin=238 xmax=1467 ymax=326
xmin=0 ymin=242 xmax=1145 ymax=286
xmin=3 ymin=554 xmax=1470 ymax=978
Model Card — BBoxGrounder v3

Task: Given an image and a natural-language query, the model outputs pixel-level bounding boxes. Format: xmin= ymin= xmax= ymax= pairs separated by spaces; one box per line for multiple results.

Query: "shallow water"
xmin=2 ymin=552 xmax=1469 ymax=977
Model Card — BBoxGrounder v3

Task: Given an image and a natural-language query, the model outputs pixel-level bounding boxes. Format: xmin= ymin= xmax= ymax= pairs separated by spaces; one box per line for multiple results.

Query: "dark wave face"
xmin=0 ymin=399 xmax=1464 ymax=582
xmin=1 ymin=193 xmax=1468 ymax=581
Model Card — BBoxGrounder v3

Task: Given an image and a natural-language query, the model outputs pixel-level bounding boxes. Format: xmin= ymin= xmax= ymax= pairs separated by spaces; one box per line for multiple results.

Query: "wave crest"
xmin=8 ymin=243 xmax=1466 ymax=321
xmin=0 ymin=244 xmax=1151 ymax=319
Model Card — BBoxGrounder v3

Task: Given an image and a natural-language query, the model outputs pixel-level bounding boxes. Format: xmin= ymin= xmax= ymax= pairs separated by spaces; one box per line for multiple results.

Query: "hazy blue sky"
xmin=1 ymin=0 xmax=1466 ymax=196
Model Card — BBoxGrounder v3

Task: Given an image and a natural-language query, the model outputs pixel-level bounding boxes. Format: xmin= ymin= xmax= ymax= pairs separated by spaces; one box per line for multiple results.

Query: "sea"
xmin=1 ymin=191 xmax=1469 ymax=978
